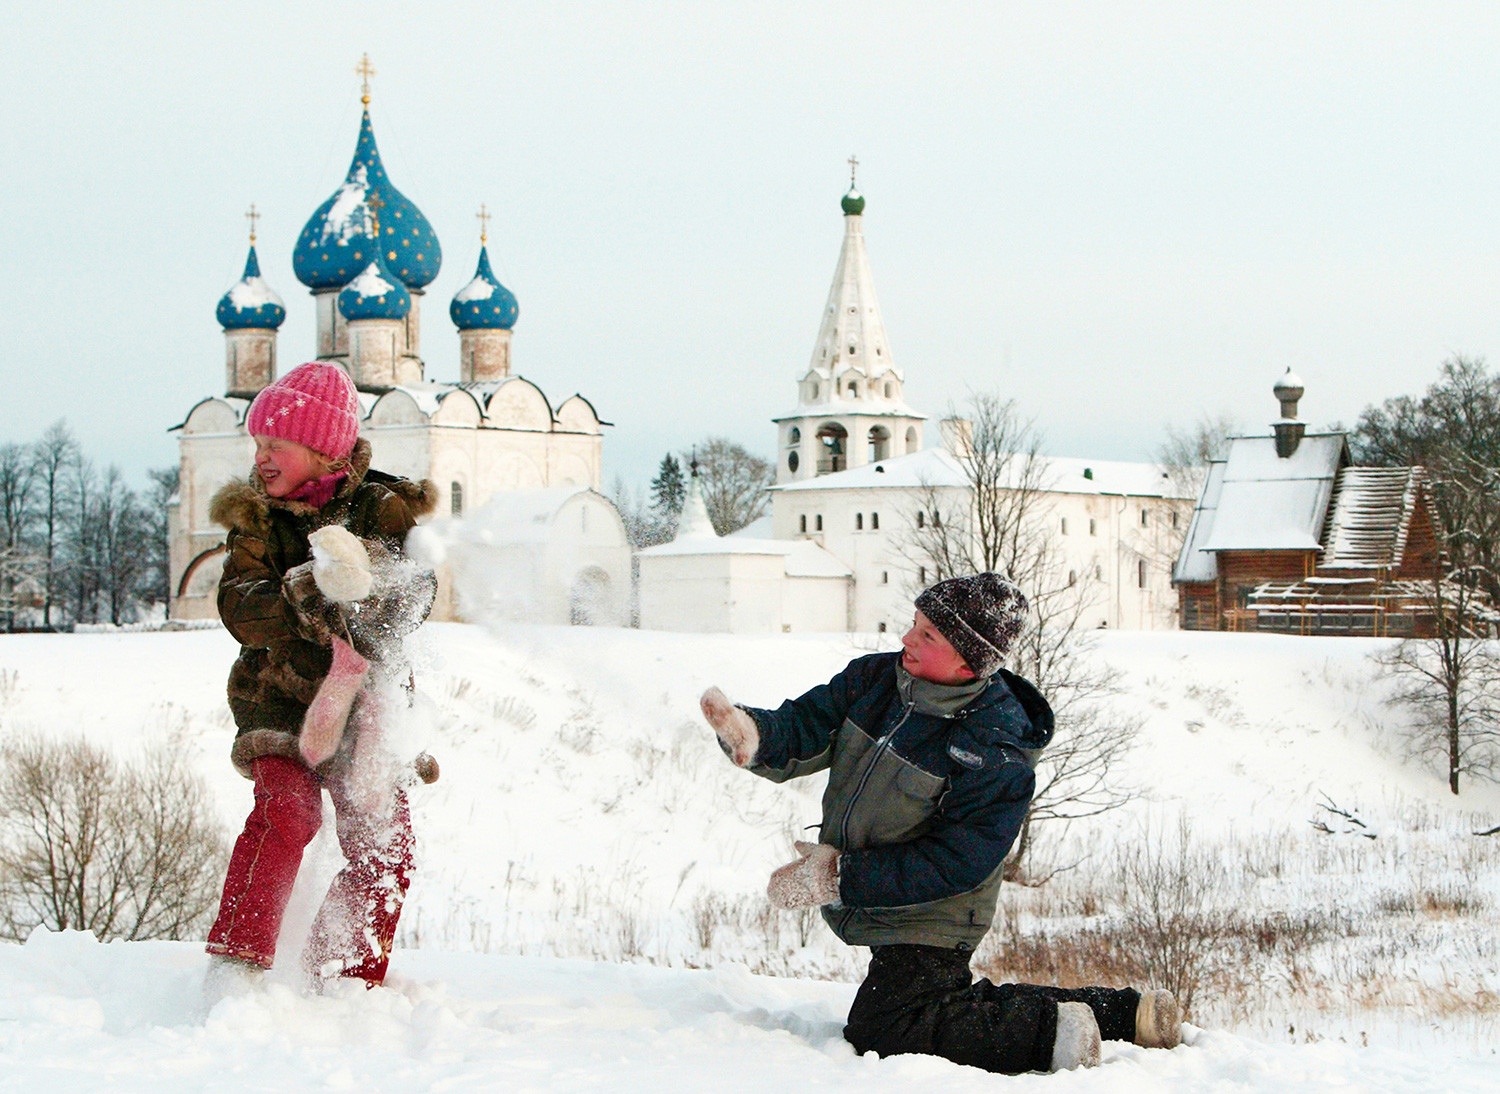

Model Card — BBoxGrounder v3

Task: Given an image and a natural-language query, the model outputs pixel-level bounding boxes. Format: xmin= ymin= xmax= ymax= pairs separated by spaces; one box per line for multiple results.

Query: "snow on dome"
xmin=450 ymin=245 xmax=518 ymax=331
xmin=1274 ymin=368 xmax=1305 ymax=392
xmin=216 ymin=245 xmax=286 ymax=330
xmin=293 ymin=109 xmax=442 ymax=291
xmin=337 ymin=255 xmax=411 ymax=321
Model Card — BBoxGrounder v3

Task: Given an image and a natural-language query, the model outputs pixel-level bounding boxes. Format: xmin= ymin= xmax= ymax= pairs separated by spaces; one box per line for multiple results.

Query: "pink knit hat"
xmin=245 ymin=362 xmax=360 ymax=460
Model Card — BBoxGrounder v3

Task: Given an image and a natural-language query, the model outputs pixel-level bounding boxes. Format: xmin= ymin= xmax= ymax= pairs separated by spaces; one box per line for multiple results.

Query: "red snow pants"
xmin=205 ymin=755 xmax=414 ymax=986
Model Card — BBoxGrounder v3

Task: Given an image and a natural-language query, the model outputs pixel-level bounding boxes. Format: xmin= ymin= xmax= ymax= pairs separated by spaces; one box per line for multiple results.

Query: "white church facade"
xmin=639 ymin=180 xmax=1192 ymax=634
xmin=169 ymin=72 xmax=630 ymax=625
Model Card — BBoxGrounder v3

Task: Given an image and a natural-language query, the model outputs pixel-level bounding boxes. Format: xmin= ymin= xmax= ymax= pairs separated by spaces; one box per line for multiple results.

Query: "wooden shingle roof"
xmin=1319 ymin=466 xmax=1425 ymax=569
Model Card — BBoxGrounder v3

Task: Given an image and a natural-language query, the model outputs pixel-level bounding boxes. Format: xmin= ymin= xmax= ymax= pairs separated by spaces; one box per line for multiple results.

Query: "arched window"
xmin=871 ymin=512 xmax=879 ymax=530
xmin=815 ymin=514 xmax=823 ymax=532
xmin=788 ymin=426 xmax=801 ymax=446
xmin=451 ymin=481 xmax=464 ymax=516
xmin=1138 ymin=559 xmax=1148 ymax=588
xmin=884 ymin=380 xmax=893 ymax=397
xmin=1141 ymin=509 xmax=1150 ymax=527
xmin=848 ymin=381 xmax=859 ymax=397
xmin=916 ymin=511 xmax=925 ymax=529
xmin=787 ymin=451 xmax=799 ymax=472
xmin=855 ymin=513 xmax=863 ymax=531
xmin=1060 ymin=517 xmax=1068 ymax=535
xmin=1089 ymin=518 xmax=1096 ymax=536
xmin=905 ymin=426 xmax=918 ymax=449
xmin=816 ymin=423 xmax=848 ymax=474
xmin=799 ymin=514 xmax=807 ymax=533
xmin=868 ymin=425 xmax=890 ymax=462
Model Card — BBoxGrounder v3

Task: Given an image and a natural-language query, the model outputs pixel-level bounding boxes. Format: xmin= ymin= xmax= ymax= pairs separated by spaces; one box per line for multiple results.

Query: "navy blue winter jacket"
xmin=743 ymin=651 xmax=1053 ymax=949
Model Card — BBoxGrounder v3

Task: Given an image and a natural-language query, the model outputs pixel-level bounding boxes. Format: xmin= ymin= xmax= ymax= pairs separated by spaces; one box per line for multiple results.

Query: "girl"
xmin=204 ymin=361 xmax=437 ymax=991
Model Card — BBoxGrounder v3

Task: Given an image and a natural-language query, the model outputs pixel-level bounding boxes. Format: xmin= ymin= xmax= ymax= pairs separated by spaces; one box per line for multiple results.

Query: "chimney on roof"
xmin=1272 ymin=368 xmax=1306 ymax=459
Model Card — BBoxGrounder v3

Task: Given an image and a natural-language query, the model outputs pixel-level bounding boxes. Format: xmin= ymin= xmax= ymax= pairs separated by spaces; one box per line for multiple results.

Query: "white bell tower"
xmin=774 ymin=159 xmax=925 ymax=483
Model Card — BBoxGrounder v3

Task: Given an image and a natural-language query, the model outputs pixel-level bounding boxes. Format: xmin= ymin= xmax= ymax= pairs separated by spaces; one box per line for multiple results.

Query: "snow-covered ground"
xmin=0 ymin=623 xmax=1497 ymax=1090
xmin=5 ymin=930 xmax=1496 ymax=1093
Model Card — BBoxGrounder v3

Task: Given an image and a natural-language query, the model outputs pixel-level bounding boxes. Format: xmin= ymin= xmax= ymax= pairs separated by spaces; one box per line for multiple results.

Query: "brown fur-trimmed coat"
xmin=210 ymin=439 xmax=438 ymax=777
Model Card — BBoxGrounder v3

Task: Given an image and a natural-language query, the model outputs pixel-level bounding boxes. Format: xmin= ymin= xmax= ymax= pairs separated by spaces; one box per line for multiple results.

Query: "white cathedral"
xmin=168 ymin=76 xmax=631 ymax=625
xmin=638 ymin=179 xmax=1193 ymax=634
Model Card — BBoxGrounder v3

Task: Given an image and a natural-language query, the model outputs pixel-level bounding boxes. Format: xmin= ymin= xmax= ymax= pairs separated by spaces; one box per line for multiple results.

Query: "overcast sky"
xmin=4 ymin=2 xmax=1500 ymax=493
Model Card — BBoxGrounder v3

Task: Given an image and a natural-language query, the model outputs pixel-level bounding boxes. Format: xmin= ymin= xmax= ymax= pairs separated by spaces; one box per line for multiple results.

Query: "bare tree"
xmin=69 ymin=455 xmax=102 ymax=625
xmin=682 ymin=438 xmax=773 ymax=536
xmin=1354 ymin=358 xmax=1500 ymax=793
xmin=29 ymin=422 xmax=78 ymax=629
xmin=0 ymin=734 xmax=228 ymax=941
xmin=0 ymin=444 xmax=37 ymax=631
xmin=141 ymin=466 xmax=179 ymax=613
xmin=894 ymin=391 xmax=1135 ymax=874
xmin=1377 ymin=457 xmax=1500 ymax=794
xmin=94 ymin=467 xmax=150 ymax=625
xmin=1156 ymin=412 xmax=1237 ymax=501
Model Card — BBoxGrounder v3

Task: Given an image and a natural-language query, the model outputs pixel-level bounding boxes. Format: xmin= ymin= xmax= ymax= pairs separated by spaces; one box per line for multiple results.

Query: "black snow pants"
xmin=844 ymin=944 xmax=1141 ymax=1075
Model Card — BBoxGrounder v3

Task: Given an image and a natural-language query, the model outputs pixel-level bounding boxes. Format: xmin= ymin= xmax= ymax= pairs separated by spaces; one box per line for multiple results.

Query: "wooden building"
xmin=1173 ymin=372 xmax=1444 ymax=637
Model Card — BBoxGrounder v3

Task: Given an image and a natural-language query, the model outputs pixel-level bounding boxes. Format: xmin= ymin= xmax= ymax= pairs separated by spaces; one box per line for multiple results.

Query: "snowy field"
xmin=1 ymin=623 xmax=1497 ymax=1090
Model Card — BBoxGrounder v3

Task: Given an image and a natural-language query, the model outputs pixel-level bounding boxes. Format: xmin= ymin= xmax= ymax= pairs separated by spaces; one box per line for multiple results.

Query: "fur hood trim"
xmin=394 ymin=478 xmax=439 ymax=519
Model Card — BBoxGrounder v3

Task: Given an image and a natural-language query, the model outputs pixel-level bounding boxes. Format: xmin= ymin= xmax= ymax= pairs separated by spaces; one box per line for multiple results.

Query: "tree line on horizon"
xmin=0 ymin=421 xmax=175 ymax=631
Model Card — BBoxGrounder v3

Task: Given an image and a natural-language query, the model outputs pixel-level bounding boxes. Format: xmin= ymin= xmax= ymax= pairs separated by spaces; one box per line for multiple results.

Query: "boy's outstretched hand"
xmin=700 ymin=686 xmax=760 ymax=767
xmin=768 ymin=841 xmax=841 ymax=909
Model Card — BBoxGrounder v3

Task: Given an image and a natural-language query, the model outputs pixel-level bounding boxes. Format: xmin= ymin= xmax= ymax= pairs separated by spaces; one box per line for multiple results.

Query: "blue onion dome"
xmin=450 ymin=246 xmax=519 ymax=330
xmin=216 ymin=245 xmax=286 ymax=330
xmin=292 ymin=109 xmax=442 ymax=291
xmin=337 ymin=251 xmax=411 ymax=321
xmin=841 ymin=186 xmax=865 ymax=215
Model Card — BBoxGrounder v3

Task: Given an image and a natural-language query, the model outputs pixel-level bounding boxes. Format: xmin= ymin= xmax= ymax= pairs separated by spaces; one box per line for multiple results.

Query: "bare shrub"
xmin=691 ymin=891 xmax=733 ymax=950
xmin=0 ymin=734 xmax=229 ymax=941
xmin=1112 ymin=816 xmax=1226 ymax=1016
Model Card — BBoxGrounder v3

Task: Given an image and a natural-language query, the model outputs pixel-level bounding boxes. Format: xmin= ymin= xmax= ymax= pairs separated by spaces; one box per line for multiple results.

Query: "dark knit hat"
xmin=914 ymin=572 xmax=1029 ymax=679
xmin=245 ymin=361 xmax=360 ymax=460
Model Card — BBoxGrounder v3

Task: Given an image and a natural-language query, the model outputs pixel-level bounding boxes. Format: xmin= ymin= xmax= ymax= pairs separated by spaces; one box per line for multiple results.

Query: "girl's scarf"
xmin=286 ymin=470 xmax=348 ymax=510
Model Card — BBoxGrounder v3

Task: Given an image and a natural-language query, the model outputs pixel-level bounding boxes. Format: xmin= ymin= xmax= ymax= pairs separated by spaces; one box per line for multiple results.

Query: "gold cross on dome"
xmin=245 ymin=203 xmax=260 ymax=245
xmin=476 ymin=203 xmax=491 ymax=245
xmin=366 ymin=193 xmax=384 ymax=237
xmin=848 ymin=154 xmax=859 ymax=188
xmin=356 ymin=54 xmax=376 ymax=104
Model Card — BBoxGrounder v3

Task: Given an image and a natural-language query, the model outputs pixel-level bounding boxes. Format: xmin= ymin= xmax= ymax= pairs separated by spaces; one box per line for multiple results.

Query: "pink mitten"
xmin=299 ymin=636 xmax=369 ymax=767
xmin=700 ymin=686 xmax=760 ymax=767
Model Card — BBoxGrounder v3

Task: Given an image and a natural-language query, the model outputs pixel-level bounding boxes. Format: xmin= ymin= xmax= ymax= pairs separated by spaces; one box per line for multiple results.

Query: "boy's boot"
xmin=1135 ymin=989 xmax=1182 ymax=1049
xmin=1050 ymin=1002 xmax=1101 ymax=1071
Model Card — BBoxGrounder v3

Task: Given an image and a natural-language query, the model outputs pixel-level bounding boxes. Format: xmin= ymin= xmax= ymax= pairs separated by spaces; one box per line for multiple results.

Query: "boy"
xmin=700 ymin=572 xmax=1180 ymax=1073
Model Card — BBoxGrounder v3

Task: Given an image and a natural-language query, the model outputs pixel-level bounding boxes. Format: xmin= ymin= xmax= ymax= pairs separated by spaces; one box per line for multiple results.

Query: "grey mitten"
xmin=308 ymin=526 xmax=373 ymax=603
xmin=700 ymin=686 xmax=760 ymax=767
xmin=767 ymin=841 xmax=841 ymax=909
